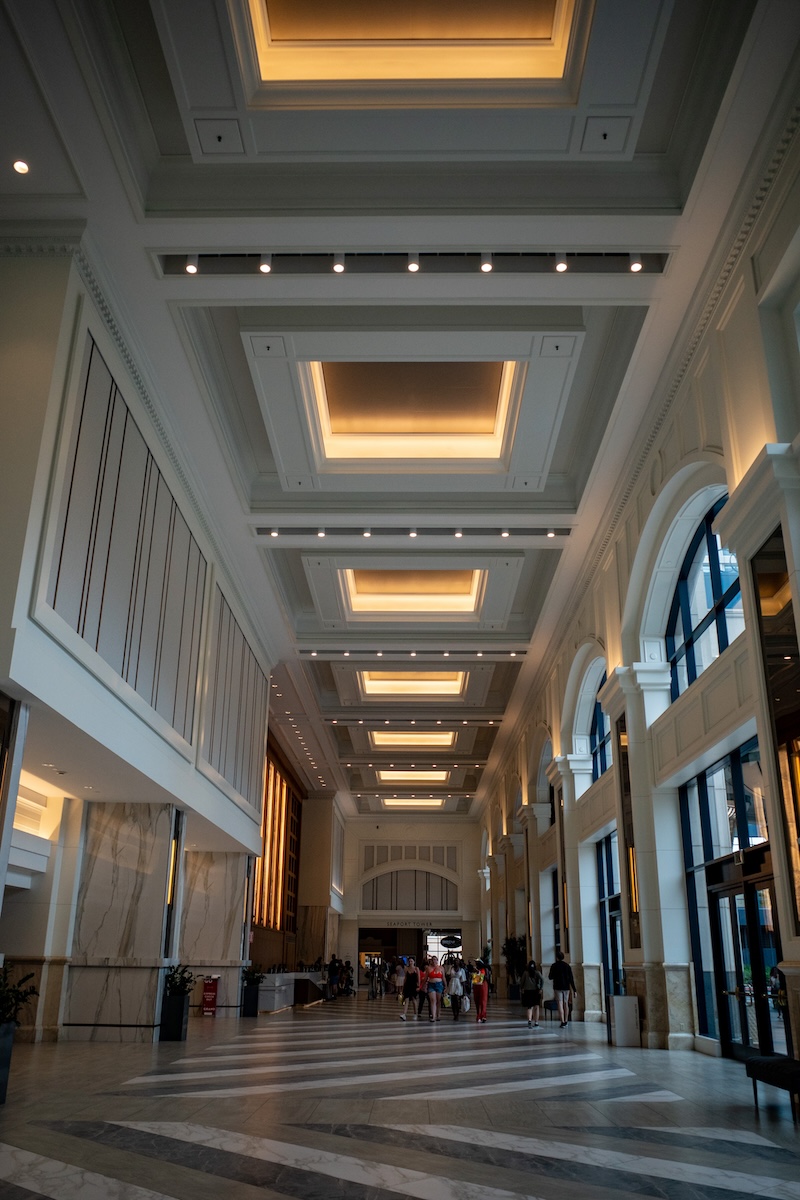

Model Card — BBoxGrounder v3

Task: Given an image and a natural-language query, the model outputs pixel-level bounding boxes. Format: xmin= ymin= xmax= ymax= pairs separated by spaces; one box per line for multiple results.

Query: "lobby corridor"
xmin=0 ymin=998 xmax=796 ymax=1199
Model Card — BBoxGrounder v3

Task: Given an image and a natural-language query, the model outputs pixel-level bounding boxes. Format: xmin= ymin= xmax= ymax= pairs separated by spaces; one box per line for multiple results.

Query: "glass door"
xmin=710 ymin=879 xmax=788 ymax=1058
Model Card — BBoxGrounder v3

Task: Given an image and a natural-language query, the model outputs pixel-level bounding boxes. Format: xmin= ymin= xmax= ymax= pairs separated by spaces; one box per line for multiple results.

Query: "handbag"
xmin=442 ymin=994 xmax=451 ymax=1008
xmin=462 ymin=995 xmax=470 ymax=1012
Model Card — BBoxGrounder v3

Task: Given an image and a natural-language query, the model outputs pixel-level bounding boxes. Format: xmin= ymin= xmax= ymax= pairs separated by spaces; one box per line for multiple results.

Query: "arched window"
xmin=666 ymin=498 xmax=744 ymax=699
xmin=590 ymin=672 xmax=612 ymax=781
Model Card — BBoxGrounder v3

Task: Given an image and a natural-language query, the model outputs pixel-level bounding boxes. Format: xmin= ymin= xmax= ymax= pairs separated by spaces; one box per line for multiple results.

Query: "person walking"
xmin=471 ymin=958 xmax=489 ymax=1023
xmin=426 ymin=955 xmax=446 ymax=1022
xmin=446 ymin=958 xmax=466 ymax=1021
xmin=548 ymin=951 xmax=576 ymax=1027
xmin=416 ymin=961 xmax=430 ymax=1020
xmin=520 ymin=959 xmax=544 ymax=1028
xmin=399 ymin=956 xmax=419 ymax=1021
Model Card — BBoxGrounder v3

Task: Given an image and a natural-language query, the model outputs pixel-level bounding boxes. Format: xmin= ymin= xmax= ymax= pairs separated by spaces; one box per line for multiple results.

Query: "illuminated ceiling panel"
xmin=370 ymin=731 xmax=456 ymax=748
xmin=359 ymin=671 xmax=467 ymax=697
xmin=308 ymin=361 xmax=517 ymax=461
xmin=344 ymin=569 xmax=484 ymax=615
xmin=378 ymin=770 xmax=450 ymax=783
xmin=248 ymin=0 xmax=574 ymax=82
xmin=382 ymin=798 xmax=445 ymax=808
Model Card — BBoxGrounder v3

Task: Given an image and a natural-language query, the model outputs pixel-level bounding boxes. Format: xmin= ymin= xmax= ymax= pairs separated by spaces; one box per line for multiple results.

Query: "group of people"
xmin=397 ymin=955 xmax=491 ymax=1023
xmin=324 ymin=948 xmax=577 ymax=1030
xmin=519 ymin=951 xmax=577 ymax=1029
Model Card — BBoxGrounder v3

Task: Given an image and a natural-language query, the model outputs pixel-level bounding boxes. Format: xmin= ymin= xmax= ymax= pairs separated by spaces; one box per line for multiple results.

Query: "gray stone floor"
xmin=0 ymin=995 xmax=797 ymax=1198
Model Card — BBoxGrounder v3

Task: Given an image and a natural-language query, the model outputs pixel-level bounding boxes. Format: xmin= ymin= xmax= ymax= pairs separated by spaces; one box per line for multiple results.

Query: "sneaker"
xmin=399 ymin=1014 xmax=406 ymax=1021
xmin=534 ymin=1022 xmax=539 ymax=1028
xmin=560 ymin=1021 xmax=567 ymax=1028
xmin=527 ymin=1020 xmax=532 ymax=1029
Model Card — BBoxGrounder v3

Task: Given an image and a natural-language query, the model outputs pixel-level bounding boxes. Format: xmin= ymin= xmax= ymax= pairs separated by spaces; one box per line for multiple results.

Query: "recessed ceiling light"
xmin=259 ymin=252 xmax=272 ymax=274
xmin=185 ymin=253 xmax=198 ymax=274
xmin=270 ymin=528 xmax=279 ymax=537
xmin=13 ymin=160 xmax=30 ymax=174
xmin=311 ymin=651 xmax=317 ymax=656
xmin=318 ymin=528 xmax=326 ymax=538
xmin=510 ymin=651 xmax=517 ymax=657
xmin=363 ymin=528 xmax=371 ymax=537
xmin=333 ymin=252 xmax=345 ymax=273
xmin=410 ymin=651 xmax=417 ymax=656
xmin=501 ymin=529 xmax=509 ymax=538
xmin=443 ymin=652 xmax=449 ymax=657
xmin=480 ymin=252 xmax=493 ymax=273
xmin=629 ymin=252 xmax=643 ymax=273
xmin=454 ymin=529 xmax=463 ymax=538
xmin=407 ymin=252 xmax=420 ymax=273
xmin=477 ymin=652 xmax=483 ymax=657
xmin=555 ymin=252 xmax=568 ymax=273
xmin=409 ymin=528 xmax=417 ymax=538
xmin=343 ymin=651 xmax=350 ymax=656
xmin=547 ymin=529 xmax=555 ymax=538
xmin=489 ymin=720 xmax=494 ymax=725
xmin=376 ymin=651 xmax=383 ymax=657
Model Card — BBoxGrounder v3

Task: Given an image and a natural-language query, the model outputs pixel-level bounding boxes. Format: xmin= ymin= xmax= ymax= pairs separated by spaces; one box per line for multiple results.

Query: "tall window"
xmin=667 ymin=498 xmax=744 ymax=699
xmin=597 ymin=831 xmax=623 ymax=997
xmin=590 ymin=672 xmax=612 ymax=780
xmin=679 ymin=738 xmax=763 ymax=1037
xmin=253 ymin=750 xmax=303 ymax=933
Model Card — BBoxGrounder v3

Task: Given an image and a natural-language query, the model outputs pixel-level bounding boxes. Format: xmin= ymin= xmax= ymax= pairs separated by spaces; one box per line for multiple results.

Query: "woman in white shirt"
xmin=446 ymin=959 xmax=466 ymax=1021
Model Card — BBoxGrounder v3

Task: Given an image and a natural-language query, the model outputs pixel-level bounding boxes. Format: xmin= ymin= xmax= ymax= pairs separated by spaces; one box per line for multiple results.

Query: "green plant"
xmin=164 ymin=965 xmax=196 ymax=996
xmin=0 ymin=965 xmax=38 ymax=1026
xmin=500 ymin=936 xmax=527 ymax=984
xmin=242 ymin=963 xmax=266 ymax=986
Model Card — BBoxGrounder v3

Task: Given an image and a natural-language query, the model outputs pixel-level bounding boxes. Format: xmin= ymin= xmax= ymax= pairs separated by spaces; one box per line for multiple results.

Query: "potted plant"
xmin=241 ymin=963 xmax=265 ymax=1017
xmin=0 ymin=964 xmax=38 ymax=1103
xmin=501 ymin=936 xmax=527 ymax=1001
xmin=160 ymin=964 xmax=196 ymax=1041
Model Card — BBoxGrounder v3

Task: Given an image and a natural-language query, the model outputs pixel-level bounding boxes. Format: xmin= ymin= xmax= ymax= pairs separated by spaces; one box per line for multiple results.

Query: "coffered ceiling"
xmin=2 ymin=0 xmax=796 ymax=823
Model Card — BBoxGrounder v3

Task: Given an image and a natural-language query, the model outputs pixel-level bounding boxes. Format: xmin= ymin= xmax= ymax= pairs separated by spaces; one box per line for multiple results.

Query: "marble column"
xmin=64 ymin=802 xmax=174 ymax=1042
xmin=601 ymin=666 xmax=694 ymax=1049
xmin=180 ymin=851 xmax=250 ymax=1019
xmin=549 ymin=753 xmax=594 ymax=1021
xmin=715 ymin=445 xmax=800 ymax=1059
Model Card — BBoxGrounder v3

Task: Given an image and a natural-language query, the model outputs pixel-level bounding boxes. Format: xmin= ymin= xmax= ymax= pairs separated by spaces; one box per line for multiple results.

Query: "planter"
xmin=241 ymin=983 xmax=260 ymax=1017
xmin=0 ymin=1023 xmax=14 ymax=1104
xmin=160 ymin=993 xmax=190 ymax=1041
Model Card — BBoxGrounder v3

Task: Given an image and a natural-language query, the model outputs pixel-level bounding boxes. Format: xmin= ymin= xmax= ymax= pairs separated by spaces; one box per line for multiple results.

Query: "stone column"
xmin=519 ymin=803 xmax=551 ymax=965
xmin=715 ymin=445 xmax=800 ymax=1058
xmin=601 ymin=666 xmax=694 ymax=1048
xmin=549 ymin=753 xmax=595 ymax=1020
xmin=63 ymin=802 xmax=174 ymax=1042
xmin=180 ymin=851 xmax=250 ymax=1019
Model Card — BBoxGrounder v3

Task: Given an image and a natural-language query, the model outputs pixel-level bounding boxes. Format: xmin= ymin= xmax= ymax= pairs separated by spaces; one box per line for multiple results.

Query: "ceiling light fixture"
xmin=259 ymin=253 xmax=272 ymax=274
xmin=629 ymin=252 xmax=643 ymax=273
xmin=363 ymin=528 xmax=371 ymax=537
xmin=455 ymin=529 xmax=463 ymax=538
xmin=343 ymin=651 xmax=350 ymax=657
xmin=185 ymin=253 xmax=199 ymax=274
xmin=481 ymin=252 xmax=493 ymax=273
xmin=409 ymin=528 xmax=418 ymax=539
xmin=555 ymin=252 xmax=568 ymax=273
xmin=547 ymin=528 xmax=555 ymax=538
xmin=376 ymin=651 xmax=383 ymax=657
xmin=13 ymin=160 xmax=29 ymax=174
xmin=407 ymin=252 xmax=420 ymax=273
xmin=317 ymin=528 xmax=326 ymax=538
xmin=501 ymin=529 xmax=509 ymax=538
xmin=333 ymin=252 xmax=345 ymax=273
xmin=270 ymin=528 xmax=279 ymax=538
xmin=311 ymin=651 xmax=317 ymax=657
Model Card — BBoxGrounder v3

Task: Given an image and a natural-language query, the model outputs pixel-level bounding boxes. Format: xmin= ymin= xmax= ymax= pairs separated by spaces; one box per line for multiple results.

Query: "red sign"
xmin=202 ymin=976 xmax=219 ymax=1016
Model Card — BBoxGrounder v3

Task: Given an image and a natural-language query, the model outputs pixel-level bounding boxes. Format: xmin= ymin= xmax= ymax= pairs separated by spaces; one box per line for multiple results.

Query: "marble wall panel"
xmin=73 ymin=803 xmax=172 ymax=959
xmin=63 ymin=965 xmax=159 ymax=1042
xmin=180 ymin=851 xmax=248 ymax=962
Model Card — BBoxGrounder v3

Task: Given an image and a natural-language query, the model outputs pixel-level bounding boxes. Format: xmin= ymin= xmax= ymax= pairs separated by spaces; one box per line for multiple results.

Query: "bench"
xmin=745 ymin=1056 xmax=800 ymax=1122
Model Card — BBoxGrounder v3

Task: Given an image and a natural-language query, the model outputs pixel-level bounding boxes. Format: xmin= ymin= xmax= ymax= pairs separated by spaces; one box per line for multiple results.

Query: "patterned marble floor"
xmin=0 ymin=995 xmax=797 ymax=1198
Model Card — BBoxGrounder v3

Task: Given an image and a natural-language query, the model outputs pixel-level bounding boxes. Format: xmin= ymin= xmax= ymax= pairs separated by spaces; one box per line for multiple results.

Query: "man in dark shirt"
xmin=548 ymin=951 xmax=576 ymax=1028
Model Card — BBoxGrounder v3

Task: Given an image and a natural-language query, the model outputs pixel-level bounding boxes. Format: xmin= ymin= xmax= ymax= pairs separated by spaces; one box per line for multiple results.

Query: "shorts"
xmin=521 ymin=989 xmax=542 ymax=1008
xmin=553 ymin=988 xmax=570 ymax=1002
xmin=428 ymin=981 xmax=444 ymax=994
